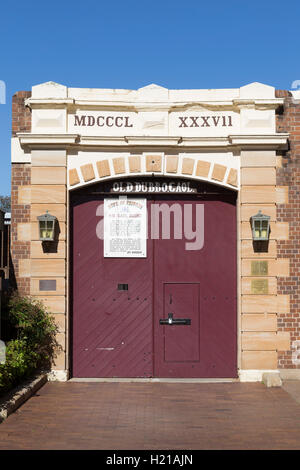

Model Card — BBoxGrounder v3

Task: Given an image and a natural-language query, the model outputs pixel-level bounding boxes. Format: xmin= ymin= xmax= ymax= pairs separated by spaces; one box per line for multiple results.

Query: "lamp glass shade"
xmin=251 ymin=211 xmax=270 ymax=241
xmin=37 ymin=211 xmax=57 ymax=241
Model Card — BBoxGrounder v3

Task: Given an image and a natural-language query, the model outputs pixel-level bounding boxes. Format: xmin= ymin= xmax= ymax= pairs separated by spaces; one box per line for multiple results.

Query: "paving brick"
xmin=1 ymin=382 xmax=300 ymax=449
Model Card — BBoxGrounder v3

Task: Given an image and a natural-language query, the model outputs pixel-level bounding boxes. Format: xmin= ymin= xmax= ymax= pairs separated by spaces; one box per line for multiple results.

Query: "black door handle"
xmin=159 ymin=313 xmax=191 ymax=326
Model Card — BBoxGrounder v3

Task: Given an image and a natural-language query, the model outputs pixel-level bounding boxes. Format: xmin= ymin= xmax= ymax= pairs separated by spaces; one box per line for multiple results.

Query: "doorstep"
xmin=69 ymin=377 xmax=240 ymax=383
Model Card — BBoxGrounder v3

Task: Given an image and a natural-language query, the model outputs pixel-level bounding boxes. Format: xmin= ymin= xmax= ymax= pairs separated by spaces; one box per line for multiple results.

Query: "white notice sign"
xmin=104 ymin=198 xmax=147 ymax=258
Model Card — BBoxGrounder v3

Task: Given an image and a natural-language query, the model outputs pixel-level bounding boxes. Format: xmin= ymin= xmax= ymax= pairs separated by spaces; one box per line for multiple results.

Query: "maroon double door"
xmin=71 ymin=183 xmax=237 ymax=378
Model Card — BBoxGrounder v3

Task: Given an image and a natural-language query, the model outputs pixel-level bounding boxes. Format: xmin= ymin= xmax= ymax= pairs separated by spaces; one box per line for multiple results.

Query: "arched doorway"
xmin=70 ymin=177 xmax=237 ymax=378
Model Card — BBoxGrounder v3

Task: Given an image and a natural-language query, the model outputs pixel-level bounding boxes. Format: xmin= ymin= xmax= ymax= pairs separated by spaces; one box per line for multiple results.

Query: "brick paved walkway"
xmin=0 ymin=381 xmax=300 ymax=449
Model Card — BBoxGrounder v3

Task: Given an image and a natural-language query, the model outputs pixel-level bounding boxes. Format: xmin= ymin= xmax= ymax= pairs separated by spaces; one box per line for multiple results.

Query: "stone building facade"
xmin=10 ymin=81 xmax=300 ymax=381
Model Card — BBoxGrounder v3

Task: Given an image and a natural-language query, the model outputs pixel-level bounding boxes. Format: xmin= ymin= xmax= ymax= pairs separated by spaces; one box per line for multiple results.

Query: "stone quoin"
xmin=10 ymin=81 xmax=299 ymax=381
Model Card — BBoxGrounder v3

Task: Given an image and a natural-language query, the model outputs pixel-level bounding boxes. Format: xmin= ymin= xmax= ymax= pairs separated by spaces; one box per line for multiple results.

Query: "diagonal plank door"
xmin=71 ymin=186 xmax=237 ymax=378
xmin=71 ymin=196 xmax=153 ymax=377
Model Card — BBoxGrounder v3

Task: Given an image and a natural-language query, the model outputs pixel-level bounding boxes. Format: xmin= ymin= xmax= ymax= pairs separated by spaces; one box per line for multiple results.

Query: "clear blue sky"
xmin=0 ymin=0 xmax=299 ymax=196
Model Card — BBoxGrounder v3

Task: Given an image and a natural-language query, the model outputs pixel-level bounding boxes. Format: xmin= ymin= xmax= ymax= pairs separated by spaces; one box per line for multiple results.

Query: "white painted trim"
xmin=25 ymin=98 xmax=285 ymax=111
xmin=11 ymin=137 xmax=31 ymax=163
xmin=16 ymin=133 xmax=289 ymax=150
xmin=279 ymin=369 xmax=300 ymax=380
xmin=233 ymin=99 xmax=284 ymax=106
xmin=230 ymin=134 xmax=289 ymax=146
xmin=25 ymin=98 xmax=74 ymax=107
xmin=17 ymin=134 xmax=79 ymax=146
xmin=238 ymin=369 xmax=279 ymax=382
xmin=47 ymin=370 xmax=69 ymax=382
xmin=126 ymin=136 xmax=180 ymax=146
xmin=69 ymin=378 xmax=239 ymax=383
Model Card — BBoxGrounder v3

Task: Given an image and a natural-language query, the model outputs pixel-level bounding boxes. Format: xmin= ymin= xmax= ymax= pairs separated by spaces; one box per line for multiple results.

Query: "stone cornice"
xmin=25 ymin=97 xmax=285 ymax=112
xmin=229 ymin=134 xmax=289 ymax=146
xmin=17 ymin=133 xmax=289 ymax=151
xmin=17 ymin=133 xmax=79 ymax=146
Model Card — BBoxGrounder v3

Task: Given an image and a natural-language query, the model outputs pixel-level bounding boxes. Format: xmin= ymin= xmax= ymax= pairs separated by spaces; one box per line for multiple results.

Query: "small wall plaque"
xmin=39 ymin=280 xmax=56 ymax=291
xmin=251 ymin=260 xmax=268 ymax=276
xmin=251 ymin=279 xmax=269 ymax=294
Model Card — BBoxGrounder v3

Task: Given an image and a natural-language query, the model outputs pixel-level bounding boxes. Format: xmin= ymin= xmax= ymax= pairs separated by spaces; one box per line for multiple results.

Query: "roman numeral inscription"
xmin=178 ymin=115 xmax=233 ymax=128
xmin=74 ymin=115 xmax=133 ymax=128
xmin=71 ymin=113 xmax=234 ymax=132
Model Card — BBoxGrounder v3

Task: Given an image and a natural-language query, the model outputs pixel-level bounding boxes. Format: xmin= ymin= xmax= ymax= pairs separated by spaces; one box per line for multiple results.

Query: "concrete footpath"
xmin=0 ymin=381 xmax=300 ymax=449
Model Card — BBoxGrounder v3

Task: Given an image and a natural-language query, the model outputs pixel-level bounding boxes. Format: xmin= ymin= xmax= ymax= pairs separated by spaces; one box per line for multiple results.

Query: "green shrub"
xmin=8 ymin=294 xmax=59 ymax=367
xmin=0 ymin=294 xmax=59 ymax=395
xmin=0 ymin=339 xmax=32 ymax=392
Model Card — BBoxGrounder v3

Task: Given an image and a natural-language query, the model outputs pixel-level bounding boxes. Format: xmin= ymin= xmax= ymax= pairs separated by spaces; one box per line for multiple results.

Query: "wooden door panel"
xmin=163 ymin=283 xmax=200 ymax=363
xmin=153 ymin=197 xmax=237 ymax=378
xmin=72 ymin=197 xmax=153 ymax=378
xmin=71 ymin=186 xmax=237 ymax=378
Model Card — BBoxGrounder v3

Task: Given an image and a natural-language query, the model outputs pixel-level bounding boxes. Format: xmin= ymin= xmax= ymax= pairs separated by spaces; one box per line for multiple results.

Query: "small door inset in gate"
xmin=162 ymin=283 xmax=200 ymax=363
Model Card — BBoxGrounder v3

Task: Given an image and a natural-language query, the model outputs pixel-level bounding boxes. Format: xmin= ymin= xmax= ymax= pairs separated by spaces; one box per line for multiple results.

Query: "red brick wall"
xmin=11 ymin=91 xmax=31 ymax=294
xmin=12 ymin=91 xmax=31 ymax=136
xmin=276 ymin=89 xmax=300 ymax=369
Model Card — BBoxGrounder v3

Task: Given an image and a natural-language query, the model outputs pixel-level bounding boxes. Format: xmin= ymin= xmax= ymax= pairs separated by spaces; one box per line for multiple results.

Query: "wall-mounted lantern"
xmin=37 ymin=211 xmax=57 ymax=242
xmin=251 ymin=210 xmax=270 ymax=241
